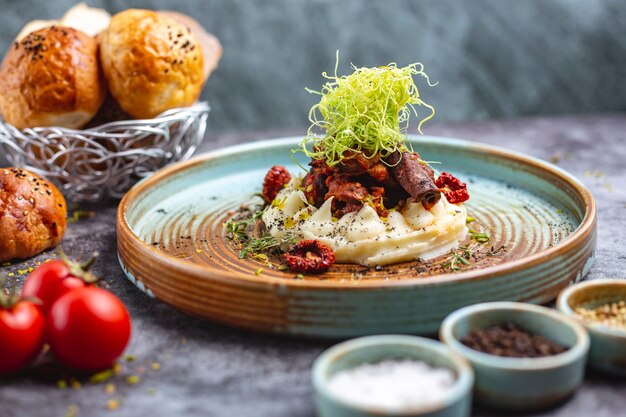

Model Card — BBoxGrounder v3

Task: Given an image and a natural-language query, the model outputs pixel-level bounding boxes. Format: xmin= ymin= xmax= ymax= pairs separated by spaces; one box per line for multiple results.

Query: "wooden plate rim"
xmin=117 ymin=136 xmax=596 ymax=290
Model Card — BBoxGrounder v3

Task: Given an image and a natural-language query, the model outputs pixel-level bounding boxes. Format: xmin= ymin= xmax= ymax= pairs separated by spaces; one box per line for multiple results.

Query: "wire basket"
xmin=0 ymin=102 xmax=209 ymax=202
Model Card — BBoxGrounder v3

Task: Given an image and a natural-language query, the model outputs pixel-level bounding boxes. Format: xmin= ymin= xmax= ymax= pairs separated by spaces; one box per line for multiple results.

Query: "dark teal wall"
xmin=0 ymin=0 xmax=625 ymax=131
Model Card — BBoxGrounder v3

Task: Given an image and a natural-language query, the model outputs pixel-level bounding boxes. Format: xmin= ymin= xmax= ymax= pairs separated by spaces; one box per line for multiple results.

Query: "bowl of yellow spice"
xmin=558 ymin=279 xmax=626 ymax=376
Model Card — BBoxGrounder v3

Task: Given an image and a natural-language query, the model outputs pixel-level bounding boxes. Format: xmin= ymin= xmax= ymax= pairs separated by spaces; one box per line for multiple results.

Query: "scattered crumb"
xmin=549 ymin=155 xmax=561 ymax=164
xmin=146 ymin=388 xmax=158 ymax=396
xmin=296 ymin=274 xmax=304 ymax=280
xmin=105 ymin=383 xmax=116 ymax=395
xmin=584 ymin=170 xmax=605 ymax=178
xmin=65 ymin=404 xmax=79 ymax=417
xmin=112 ymin=363 xmax=122 ymax=375
xmin=57 ymin=380 xmax=68 ymax=390
xmin=254 ymin=268 xmax=264 ymax=275
xmin=70 ymin=380 xmax=82 ymax=390
xmin=67 ymin=210 xmax=96 ymax=223
xmin=124 ymin=354 xmax=137 ymax=362
xmin=602 ymin=182 xmax=614 ymax=192
xmin=106 ymin=399 xmax=121 ymax=411
xmin=90 ymin=369 xmax=114 ymax=384
xmin=126 ymin=375 xmax=141 ymax=385
xmin=151 ymin=362 xmax=161 ymax=371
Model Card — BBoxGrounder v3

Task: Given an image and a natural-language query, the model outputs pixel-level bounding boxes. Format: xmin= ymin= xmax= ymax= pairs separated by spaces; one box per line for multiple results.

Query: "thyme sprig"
xmin=442 ymin=225 xmax=507 ymax=272
xmin=225 ymin=209 xmax=264 ymax=242
xmin=239 ymin=234 xmax=297 ymax=259
xmin=487 ymin=245 xmax=507 ymax=256
xmin=442 ymin=244 xmax=476 ymax=271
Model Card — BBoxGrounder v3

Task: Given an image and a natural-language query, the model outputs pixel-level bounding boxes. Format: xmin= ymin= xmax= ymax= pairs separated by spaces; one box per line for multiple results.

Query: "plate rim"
xmin=117 ymin=135 xmax=596 ymax=290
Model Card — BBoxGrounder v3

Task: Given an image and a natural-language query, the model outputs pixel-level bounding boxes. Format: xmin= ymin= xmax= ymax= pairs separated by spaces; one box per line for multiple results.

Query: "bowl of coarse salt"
xmin=312 ymin=335 xmax=473 ymax=417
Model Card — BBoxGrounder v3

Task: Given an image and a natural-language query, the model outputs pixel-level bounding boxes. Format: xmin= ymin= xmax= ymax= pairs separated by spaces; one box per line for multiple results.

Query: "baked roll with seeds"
xmin=0 ymin=26 xmax=105 ymax=129
xmin=99 ymin=9 xmax=205 ymax=119
xmin=0 ymin=168 xmax=67 ymax=262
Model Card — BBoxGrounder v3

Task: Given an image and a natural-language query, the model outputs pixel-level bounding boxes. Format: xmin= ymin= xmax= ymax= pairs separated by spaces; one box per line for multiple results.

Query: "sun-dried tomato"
xmin=435 ymin=172 xmax=470 ymax=204
xmin=283 ymin=240 xmax=336 ymax=273
xmin=262 ymin=166 xmax=291 ymax=203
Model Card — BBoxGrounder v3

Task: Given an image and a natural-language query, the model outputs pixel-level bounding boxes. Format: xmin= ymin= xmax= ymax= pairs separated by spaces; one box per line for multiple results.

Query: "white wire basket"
xmin=0 ymin=102 xmax=209 ymax=202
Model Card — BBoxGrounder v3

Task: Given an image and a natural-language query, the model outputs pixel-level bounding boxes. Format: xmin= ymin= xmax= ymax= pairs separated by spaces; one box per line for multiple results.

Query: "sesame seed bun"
xmin=99 ymin=9 xmax=205 ymax=119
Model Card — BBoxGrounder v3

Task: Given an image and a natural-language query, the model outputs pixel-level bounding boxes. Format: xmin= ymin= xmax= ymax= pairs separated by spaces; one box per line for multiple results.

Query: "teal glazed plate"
xmin=117 ymin=136 xmax=596 ymax=338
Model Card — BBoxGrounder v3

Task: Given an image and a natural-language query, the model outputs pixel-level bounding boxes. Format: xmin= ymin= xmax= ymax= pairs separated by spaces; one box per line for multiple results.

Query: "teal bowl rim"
xmin=312 ymin=335 xmax=474 ymax=415
xmin=557 ymin=279 xmax=626 ymax=337
xmin=440 ymin=302 xmax=590 ymax=370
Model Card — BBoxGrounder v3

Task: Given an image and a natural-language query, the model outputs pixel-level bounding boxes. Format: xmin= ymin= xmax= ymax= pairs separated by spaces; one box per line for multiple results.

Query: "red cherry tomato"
xmin=0 ymin=301 xmax=45 ymax=373
xmin=22 ymin=260 xmax=89 ymax=313
xmin=46 ymin=287 xmax=131 ymax=371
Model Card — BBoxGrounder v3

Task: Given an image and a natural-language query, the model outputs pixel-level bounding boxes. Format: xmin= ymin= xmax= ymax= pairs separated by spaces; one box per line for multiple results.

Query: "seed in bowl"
xmin=327 ymin=359 xmax=456 ymax=412
xmin=460 ymin=322 xmax=568 ymax=358
xmin=574 ymin=301 xmax=626 ymax=329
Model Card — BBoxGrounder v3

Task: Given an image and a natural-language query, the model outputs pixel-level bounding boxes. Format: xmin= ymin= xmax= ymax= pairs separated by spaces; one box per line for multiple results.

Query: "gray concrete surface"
xmin=1 ymin=114 xmax=626 ymax=417
xmin=0 ymin=0 xmax=625 ymax=131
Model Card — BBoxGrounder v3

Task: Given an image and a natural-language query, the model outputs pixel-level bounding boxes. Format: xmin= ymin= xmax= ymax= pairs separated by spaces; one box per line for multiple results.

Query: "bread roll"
xmin=60 ymin=3 xmax=111 ymax=37
xmin=0 ymin=168 xmax=67 ymax=262
xmin=99 ymin=9 xmax=205 ymax=119
xmin=0 ymin=26 xmax=105 ymax=129
xmin=159 ymin=11 xmax=222 ymax=82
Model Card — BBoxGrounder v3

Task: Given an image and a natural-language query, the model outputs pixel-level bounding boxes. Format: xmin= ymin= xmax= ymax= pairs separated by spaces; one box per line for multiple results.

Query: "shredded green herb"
xmin=296 ymin=52 xmax=436 ymax=166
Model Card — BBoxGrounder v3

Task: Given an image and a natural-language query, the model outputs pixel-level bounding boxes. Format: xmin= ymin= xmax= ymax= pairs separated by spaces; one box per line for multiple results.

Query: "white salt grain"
xmin=327 ymin=359 xmax=456 ymax=412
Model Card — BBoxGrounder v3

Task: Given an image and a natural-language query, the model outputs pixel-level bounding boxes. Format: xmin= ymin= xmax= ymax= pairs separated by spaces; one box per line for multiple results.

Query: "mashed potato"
xmin=262 ymin=178 xmax=467 ymax=266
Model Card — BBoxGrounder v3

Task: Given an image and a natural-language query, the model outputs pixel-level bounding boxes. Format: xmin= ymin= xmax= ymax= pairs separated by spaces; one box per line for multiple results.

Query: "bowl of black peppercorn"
xmin=440 ymin=302 xmax=589 ymax=411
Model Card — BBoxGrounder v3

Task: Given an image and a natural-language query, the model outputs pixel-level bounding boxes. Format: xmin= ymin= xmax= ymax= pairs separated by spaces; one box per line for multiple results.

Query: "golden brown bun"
xmin=0 ymin=26 xmax=106 ymax=130
xmin=99 ymin=9 xmax=205 ymax=119
xmin=159 ymin=11 xmax=222 ymax=82
xmin=0 ymin=168 xmax=67 ymax=262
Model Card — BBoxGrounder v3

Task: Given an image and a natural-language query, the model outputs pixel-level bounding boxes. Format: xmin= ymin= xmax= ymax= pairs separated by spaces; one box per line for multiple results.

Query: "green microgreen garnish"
xmin=296 ymin=52 xmax=436 ymax=167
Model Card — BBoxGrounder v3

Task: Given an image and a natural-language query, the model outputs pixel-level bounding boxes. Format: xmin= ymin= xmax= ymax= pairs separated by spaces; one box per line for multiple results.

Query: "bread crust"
xmin=159 ymin=10 xmax=222 ymax=82
xmin=99 ymin=9 xmax=205 ymax=119
xmin=0 ymin=168 xmax=67 ymax=262
xmin=0 ymin=26 xmax=105 ymax=129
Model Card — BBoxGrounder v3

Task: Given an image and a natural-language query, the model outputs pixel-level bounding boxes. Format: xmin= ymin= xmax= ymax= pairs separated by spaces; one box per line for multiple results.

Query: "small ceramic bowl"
xmin=440 ymin=302 xmax=589 ymax=411
xmin=312 ymin=335 xmax=474 ymax=417
xmin=557 ymin=279 xmax=626 ymax=376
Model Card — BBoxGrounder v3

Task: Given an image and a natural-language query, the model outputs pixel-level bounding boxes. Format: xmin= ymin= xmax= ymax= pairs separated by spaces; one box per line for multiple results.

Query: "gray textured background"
xmin=2 ymin=115 xmax=626 ymax=417
xmin=0 ymin=0 xmax=625 ymax=132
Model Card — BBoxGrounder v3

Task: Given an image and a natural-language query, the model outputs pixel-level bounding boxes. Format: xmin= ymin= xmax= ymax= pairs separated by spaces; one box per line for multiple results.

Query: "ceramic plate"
xmin=117 ymin=136 xmax=596 ymax=337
